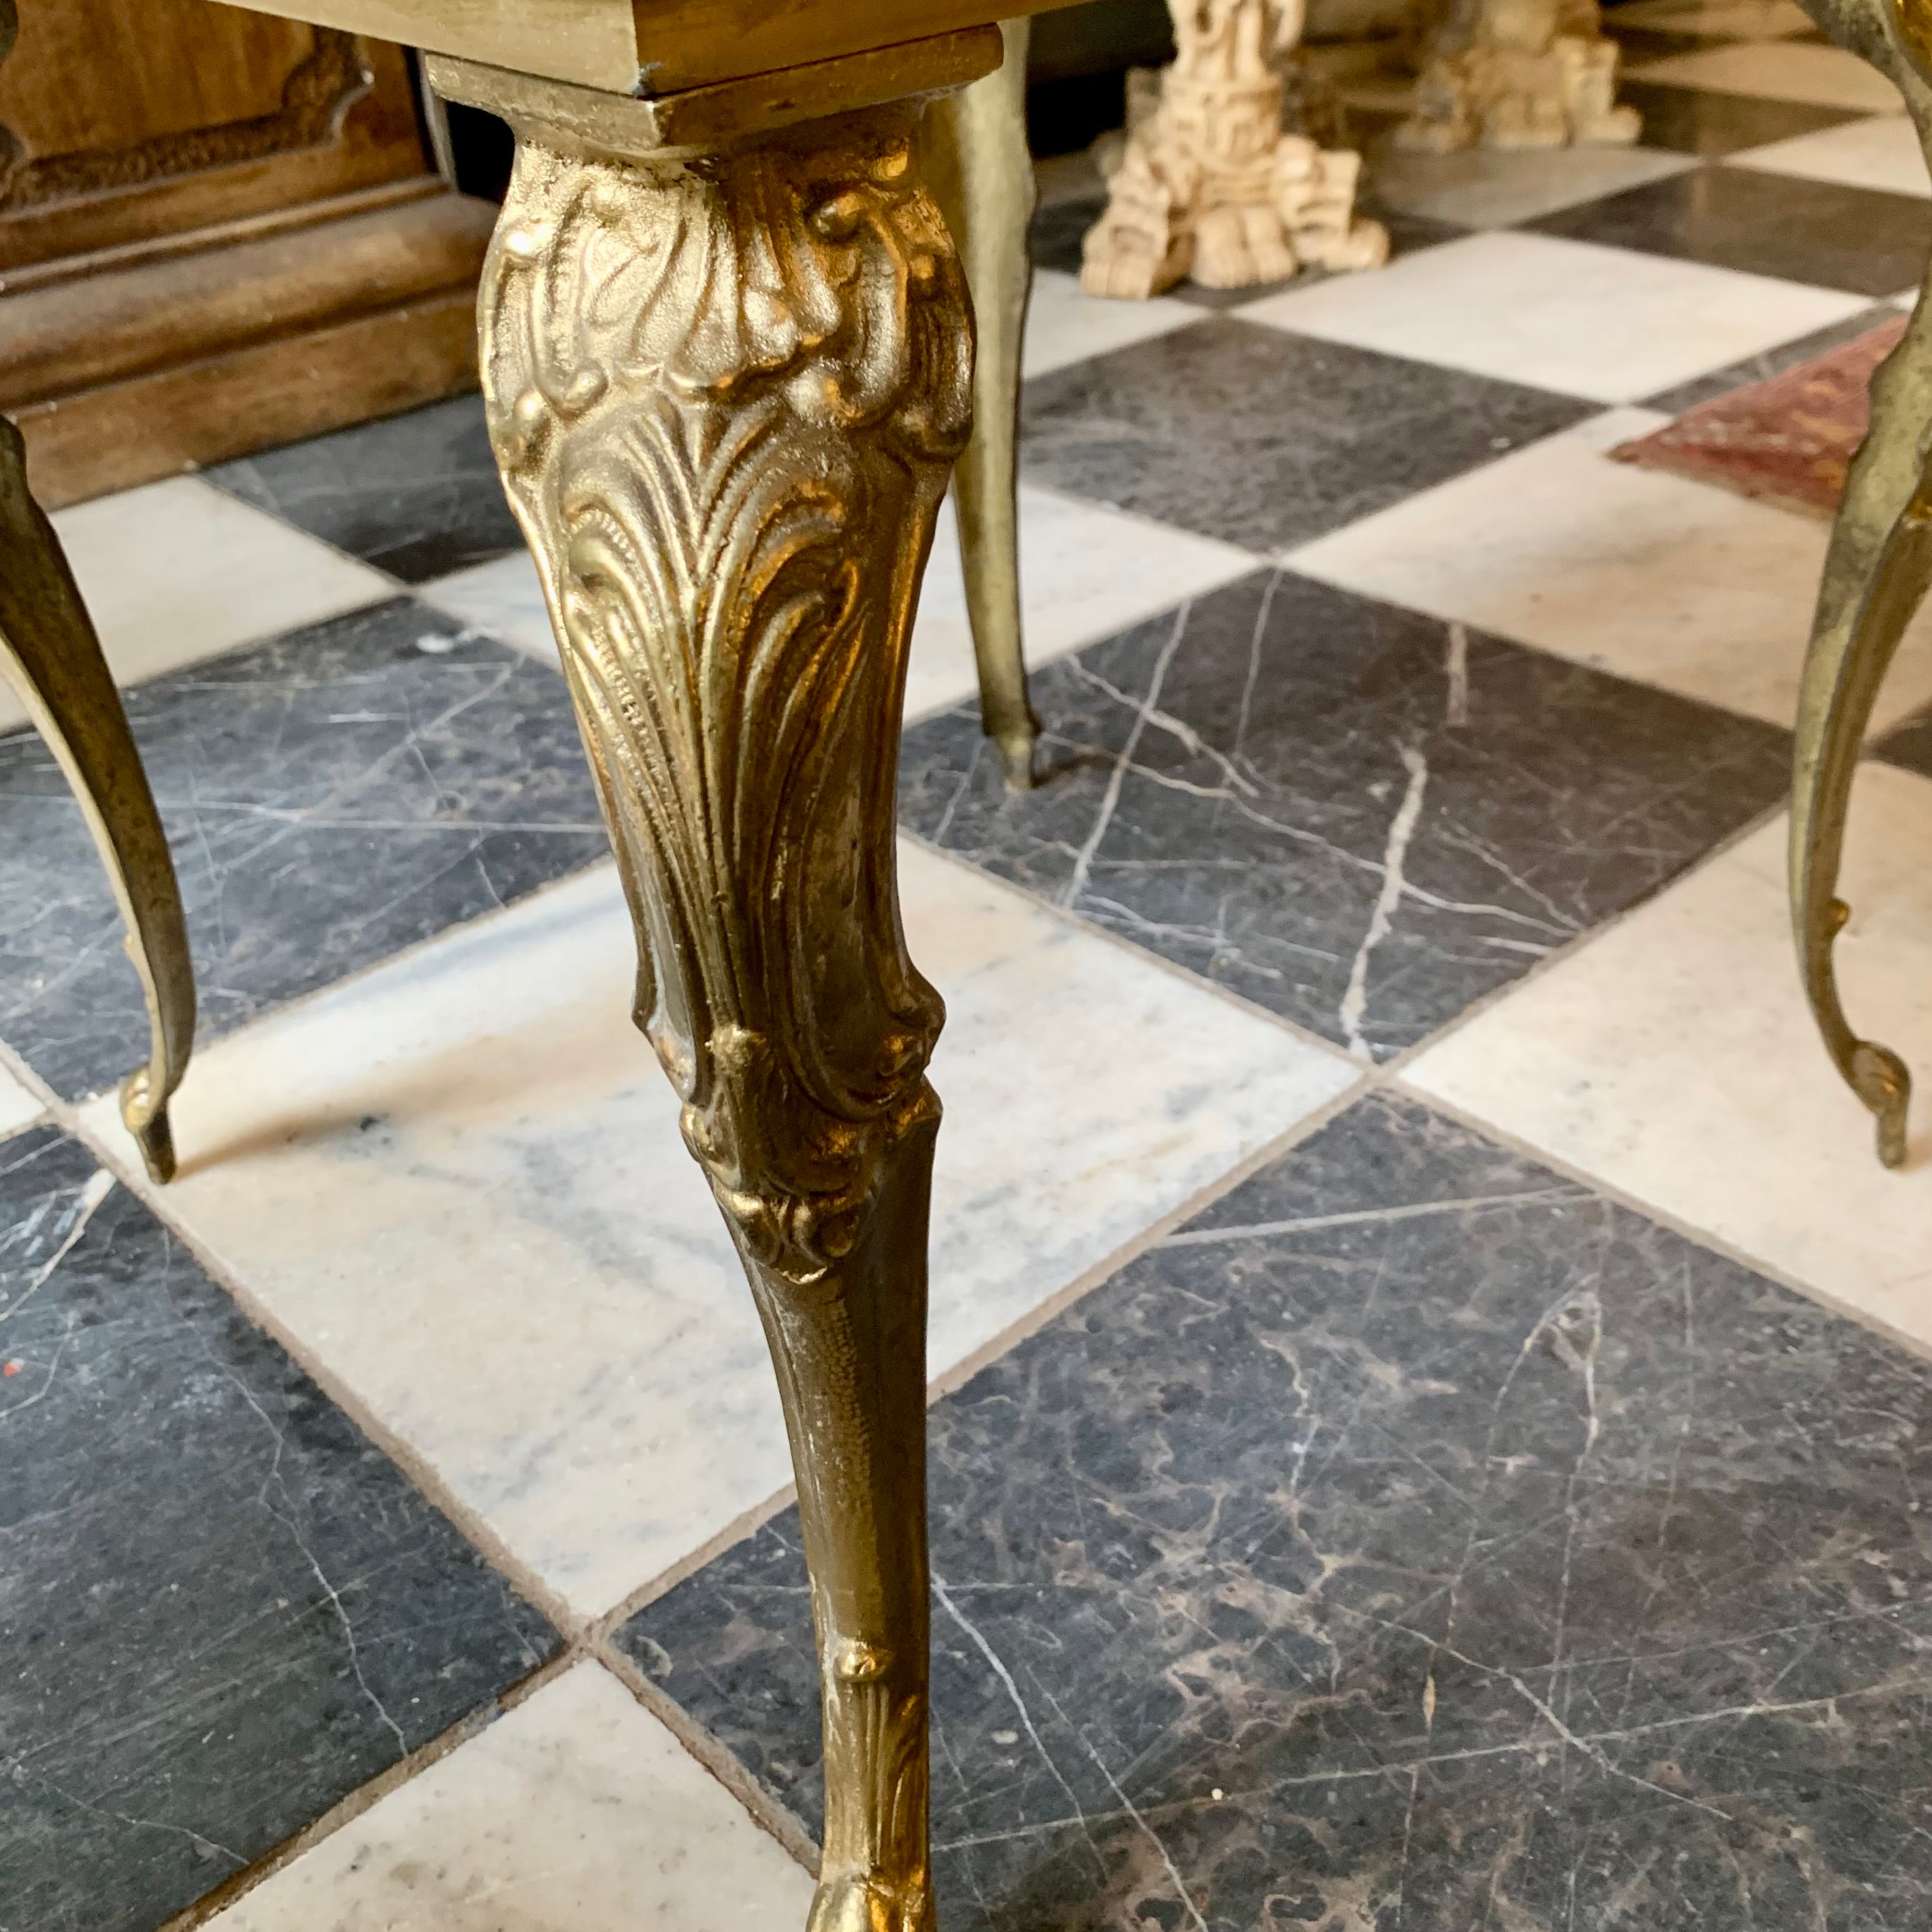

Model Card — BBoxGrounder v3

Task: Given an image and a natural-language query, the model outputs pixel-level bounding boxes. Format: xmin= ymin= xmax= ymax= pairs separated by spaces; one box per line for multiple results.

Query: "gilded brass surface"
xmin=0 ymin=416 xmax=194 ymax=1180
xmin=470 ymin=74 xmax=970 ymax=1930
xmin=1790 ymin=0 xmax=1932 ymax=1167
xmin=927 ymin=17 xmax=1041 ymax=788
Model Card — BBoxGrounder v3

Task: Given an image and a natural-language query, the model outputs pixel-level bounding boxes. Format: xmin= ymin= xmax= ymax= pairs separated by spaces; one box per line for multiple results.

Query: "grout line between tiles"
xmin=17 ymin=1049 xmax=583 ymax=1644
xmin=901 ymin=827 xmax=1361 ymax=1066
xmin=1392 ymin=1073 xmax=1932 ymax=1372
xmin=155 ymin=1643 xmax=581 ymax=1932
xmin=591 ymin=1638 xmax=824 ymax=1873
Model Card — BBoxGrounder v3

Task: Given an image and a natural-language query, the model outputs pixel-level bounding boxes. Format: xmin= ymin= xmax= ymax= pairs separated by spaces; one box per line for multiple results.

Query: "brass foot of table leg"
xmin=1791 ymin=289 xmax=1932 ymax=1168
xmin=929 ymin=19 xmax=1041 ymax=791
xmin=0 ymin=418 xmax=194 ymax=1180
xmin=476 ymin=100 xmax=967 ymax=1929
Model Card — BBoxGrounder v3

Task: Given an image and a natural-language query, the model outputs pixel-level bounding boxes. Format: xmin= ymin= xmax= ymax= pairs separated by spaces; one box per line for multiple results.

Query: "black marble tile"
xmin=1019 ymin=320 xmax=1595 ymax=552
xmin=1028 ymin=196 xmax=1465 ymax=311
xmin=0 ymin=598 xmax=607 ymax=1100
xmin=1640 ymin=301 xmax=1899 ymax=412
xmin=0 ymin=1126 xmax=558 ymax=1932
xmin=1617 ymin=80 xmax=1864 ymax=154
xmin=1030 ymin=192 xmax=1107 ymax=277
xmin=1872 ymin=704 xmax=1932 ymax=776
xmin=1602 ymin=22 xmax=1733 ymax=57
xmin=207 ymin=393 xmax=524 ymax=584
xmin=897 ymin=569 xmax=1791 ymax=1059
xmin=1528 ymin=163 xmax=1932 ymax=297
xmin=620 ymin=1092 xmax=1932 ymax=1931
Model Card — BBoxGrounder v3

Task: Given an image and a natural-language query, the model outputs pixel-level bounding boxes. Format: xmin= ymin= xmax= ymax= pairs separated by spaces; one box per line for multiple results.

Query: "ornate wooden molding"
xmin=0 ymin=27 xmax=371 ymax=212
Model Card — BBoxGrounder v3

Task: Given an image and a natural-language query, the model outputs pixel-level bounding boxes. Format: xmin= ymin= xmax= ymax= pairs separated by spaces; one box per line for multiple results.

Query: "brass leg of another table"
xmin=1789 ymin=223 xmax=1932 ymax=1168
xmin=474 ymin=100 xmax=970 ymax=1932
xmin=928 ymin=17 xmax=1042 ymax=789
xmin=0 ymin=418 xmax=194 ymax=1181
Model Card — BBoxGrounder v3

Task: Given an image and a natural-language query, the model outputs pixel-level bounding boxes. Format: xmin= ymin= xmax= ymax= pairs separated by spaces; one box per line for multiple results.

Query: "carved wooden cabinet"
xmin=0 ymin=0 xmax=496 ymax=504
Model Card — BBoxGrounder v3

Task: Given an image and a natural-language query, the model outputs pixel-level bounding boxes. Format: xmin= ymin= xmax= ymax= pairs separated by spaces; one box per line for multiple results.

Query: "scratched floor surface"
xmin=6 ymin=14 xmax=1932 ymax=1928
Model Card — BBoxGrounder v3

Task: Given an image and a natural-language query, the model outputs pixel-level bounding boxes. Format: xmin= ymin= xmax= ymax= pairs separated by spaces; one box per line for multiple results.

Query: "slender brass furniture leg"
xmin=435 ymin=39 xmax=992 ymax=1929
xmin=927 ymin=18 xmax=1042 ymax=789
xmin=0 ymin=418 xmax=194 ymax=1181
xmin=1788 ymin=0 xmax=1932 ymax=1166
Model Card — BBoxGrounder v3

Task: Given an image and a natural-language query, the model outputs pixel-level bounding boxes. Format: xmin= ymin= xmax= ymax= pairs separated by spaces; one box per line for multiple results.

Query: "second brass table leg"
xmin=0 ymin=417 xmax=194 ymax=1181
xmin=467 ymin=78 xmax=973 ymax=1932
xmin=1788 ymin=1 xmax=1932 ymax=1166
xmin=929 ymin=18 xmax=1042 ymax=789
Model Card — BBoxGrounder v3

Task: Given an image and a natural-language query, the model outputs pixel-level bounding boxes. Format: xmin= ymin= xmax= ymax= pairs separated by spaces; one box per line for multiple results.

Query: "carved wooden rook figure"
xmin=1397 ymin=0 xmax=1641 ymax=152
xmin=1082 ymin=0 xmax=1388 ymax=298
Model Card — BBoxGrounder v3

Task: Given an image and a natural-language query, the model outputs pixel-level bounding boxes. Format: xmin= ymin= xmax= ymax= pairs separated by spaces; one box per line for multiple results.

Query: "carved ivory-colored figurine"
xmin=1081 ymin=0 xmax=1389 ymax=298
xmin=1397 ymin=0 xmax=1641 ymax=152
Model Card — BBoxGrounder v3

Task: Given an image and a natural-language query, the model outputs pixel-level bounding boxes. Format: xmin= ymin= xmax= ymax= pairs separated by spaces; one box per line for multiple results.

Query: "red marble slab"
xmin=1610 ymin=316 xmax=1907 ymax=519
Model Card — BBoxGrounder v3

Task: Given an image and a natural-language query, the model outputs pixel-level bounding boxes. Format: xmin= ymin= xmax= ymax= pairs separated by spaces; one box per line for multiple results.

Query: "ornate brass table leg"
xmin=0 ymin=418 xmax=194 ymax=1181
xmin=928 ymin=18 xmax=1041 ymax=789
xmin=435 ymin=38 xmax=994 ymax=1928
xmin=1788 ymin=0 xmax=1932 ymax=1167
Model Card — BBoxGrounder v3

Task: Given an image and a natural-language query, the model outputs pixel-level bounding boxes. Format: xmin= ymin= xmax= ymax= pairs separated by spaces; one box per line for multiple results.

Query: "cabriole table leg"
xmin=441 ymin=45 xmax=991 ymax=1930
xmin=928 ymin=16 xmax=1042 ymax=789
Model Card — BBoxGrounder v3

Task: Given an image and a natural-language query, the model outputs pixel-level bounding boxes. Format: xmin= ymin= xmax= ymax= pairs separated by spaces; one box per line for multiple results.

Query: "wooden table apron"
xmin=204 ymin=7 xmax=1080 ymax=1930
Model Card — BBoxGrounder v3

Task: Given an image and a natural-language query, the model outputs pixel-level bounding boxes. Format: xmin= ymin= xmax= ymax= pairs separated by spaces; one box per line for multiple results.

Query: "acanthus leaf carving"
xmin=479 ymin=115 xmax=970 ymax=1289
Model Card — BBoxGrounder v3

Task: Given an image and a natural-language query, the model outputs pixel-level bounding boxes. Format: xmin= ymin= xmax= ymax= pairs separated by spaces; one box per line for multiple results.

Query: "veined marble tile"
xmin=904 ymin=488 xmax=1259 ymax=723
xmin=1288 ymin=406 xmax=1932 ymax=731
xmin=208 ymin=394 xmax=525 ymax=585
xmin=1728 ymin=113 xmax=1931 ymax=197
xmin=1020 ymin=266 xmax=1205 ymax=380
xmin=416 ymin=490 xmax=1263 ymax=730
xmin=1360 ymin=135 xmax=1694 ymax=229
xmin=210 ymin=1665 xmax=812 ymax=1932
xmin=1531 ymin=161 xmax=1932 ymax=296
xmin=1405 ymin=763 xmax=1932 ymax=1348
xmin=1627 ymin=40 xmax=1905 ymax=109
xmin=0 ymin=479 xmax=390 ymax=735
xmin=419 ymin=545 xmax=554 ymax=663
xmin=1020 ymin=315 xmax=1593 ymax=554
xmin=1244 ymin=229 xmax=1867 ymax=403
xmin=0 ymin=598 xmax=608 ymax=1102
xmin=0 ymin=1128 xmax=557 ymax=1932
xmin=900 ymin=567 xmax=1790 ymax=1059
xmin=1618 ymin=78 xmax=1867 ymax=156
xmin=629 ymin=1092 xmax=1932 ymax=1927
xmin=83 ymin=847 xmax=1354 ymax=1618
xmin=0 ymin=1059 xmax=42 ymax=1139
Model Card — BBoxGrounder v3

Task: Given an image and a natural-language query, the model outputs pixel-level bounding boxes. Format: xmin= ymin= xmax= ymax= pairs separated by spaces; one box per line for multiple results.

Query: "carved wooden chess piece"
xmin=1081 ymin=0 xmax=1388 ymax=298
xmin=1397 ymin=0 xmax=1641 ymax=152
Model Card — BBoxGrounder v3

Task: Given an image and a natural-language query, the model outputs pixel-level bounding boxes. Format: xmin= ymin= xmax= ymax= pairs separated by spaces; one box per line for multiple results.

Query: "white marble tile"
xmin=86 ymin=849 xmax=1354 ymax=1617
xmin=419 ymin=546 xmax=555 ymax=663
xmin=1726 ymin=114 xmax=1931 ymax=196
xmin=211 ymin=1664 xmax=813 ymax=1932
xmin=0 ymin=1062 xmax=43 ymax=1140
xmin=1405 ymin=763 xmax=1932 ymax=1351
xmin=1612 ymin=0 xmax=1812 ymax=36
xmin=1627 ymin=41 xmax=1904 ymax=110
xmin=1 ymin=479 xmax=393 ymax=734
xmin=1363 ymin=137 xmax=1695 ymax=228
xmin=1022 ymin=267 xmax=1206 ymax=381
xmin=904 ymin=487 xmax=1260 ymax=723
xmin=1288 ymin=406 xmax=1932 ymax=730
xmin=1244 ymin=230 xmax=1866 ymax=405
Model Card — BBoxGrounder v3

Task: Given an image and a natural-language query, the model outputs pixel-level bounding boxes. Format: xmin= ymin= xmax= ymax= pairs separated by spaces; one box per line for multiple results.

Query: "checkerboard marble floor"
xmin=8 ymin=16 xmax=1932 ymax=1929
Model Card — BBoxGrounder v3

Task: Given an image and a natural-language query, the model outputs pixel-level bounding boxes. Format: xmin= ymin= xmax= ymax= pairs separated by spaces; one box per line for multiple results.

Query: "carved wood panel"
xmin=0 ymin=0 xmax=432 ymax=271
